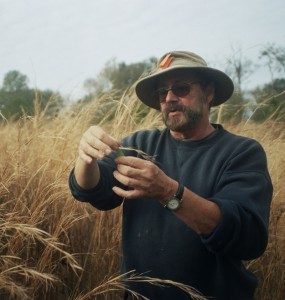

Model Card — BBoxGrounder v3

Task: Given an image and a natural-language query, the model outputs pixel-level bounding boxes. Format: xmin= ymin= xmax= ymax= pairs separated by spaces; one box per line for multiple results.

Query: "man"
xmin=69 ymin=51 xmax=273 ymax=299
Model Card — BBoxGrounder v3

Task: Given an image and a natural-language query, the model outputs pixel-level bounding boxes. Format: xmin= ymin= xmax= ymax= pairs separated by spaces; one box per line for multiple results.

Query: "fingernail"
xmin=105 ymin=148 xmax=112 ymax=155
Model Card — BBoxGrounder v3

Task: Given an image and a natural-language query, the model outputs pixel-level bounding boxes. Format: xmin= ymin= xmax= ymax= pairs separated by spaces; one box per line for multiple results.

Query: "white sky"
xmin=0 ymin=0 xmax=284 ymax=100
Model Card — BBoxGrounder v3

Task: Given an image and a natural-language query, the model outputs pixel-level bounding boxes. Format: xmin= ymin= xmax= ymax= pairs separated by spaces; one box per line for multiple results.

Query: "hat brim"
xmin=135 ymin=66 xmax=234 ymax=110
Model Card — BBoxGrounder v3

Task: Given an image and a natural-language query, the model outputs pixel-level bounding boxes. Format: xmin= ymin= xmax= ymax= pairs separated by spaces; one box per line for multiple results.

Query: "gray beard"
xmin=162 ymin=105 xmax=203 ymax=132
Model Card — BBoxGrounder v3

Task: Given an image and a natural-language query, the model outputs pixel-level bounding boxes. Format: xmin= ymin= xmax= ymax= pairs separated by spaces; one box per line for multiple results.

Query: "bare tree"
xmin=259 ymin=44 xmax=285 ymax=83
xmin=225 ymin=45 xmax=255 ymax=92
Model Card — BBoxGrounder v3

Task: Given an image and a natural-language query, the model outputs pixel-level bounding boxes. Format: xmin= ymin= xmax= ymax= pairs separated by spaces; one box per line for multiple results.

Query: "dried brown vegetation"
xmin=0 ymin=94 xmax=284 ymax=299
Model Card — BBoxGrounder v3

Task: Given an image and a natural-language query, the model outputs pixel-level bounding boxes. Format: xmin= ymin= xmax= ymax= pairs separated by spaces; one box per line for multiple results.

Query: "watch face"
xmin=167 ymin=198 xmax=180 ymax=210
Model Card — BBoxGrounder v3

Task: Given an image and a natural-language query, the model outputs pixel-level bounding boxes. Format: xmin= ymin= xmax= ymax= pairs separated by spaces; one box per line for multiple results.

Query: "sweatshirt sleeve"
xmin=68 ymin=153 xmax=124 ymax=210
xmin=202 ymin=139 xmax=273 ymax=260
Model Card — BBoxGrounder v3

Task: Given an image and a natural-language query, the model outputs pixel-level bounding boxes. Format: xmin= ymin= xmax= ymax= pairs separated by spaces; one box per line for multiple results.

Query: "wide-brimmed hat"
xmin=135 ymin=51 xmax=234 ymax=110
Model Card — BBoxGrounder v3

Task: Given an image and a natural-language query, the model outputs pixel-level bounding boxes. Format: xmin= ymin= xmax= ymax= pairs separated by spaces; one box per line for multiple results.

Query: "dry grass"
xmin=0 ymin=93 xmax=284 ymax=299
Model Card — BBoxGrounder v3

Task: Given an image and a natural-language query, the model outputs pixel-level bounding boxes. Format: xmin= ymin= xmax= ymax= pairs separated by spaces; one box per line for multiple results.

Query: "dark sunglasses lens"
xmin=155 ymin=83 xmax=192 ymax=102
xmin=172 ymin=83 xmax=190 ymax=97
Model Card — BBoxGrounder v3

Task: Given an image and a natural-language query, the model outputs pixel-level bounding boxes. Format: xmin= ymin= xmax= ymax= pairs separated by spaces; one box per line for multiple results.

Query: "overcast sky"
xmin=0 ymin=0 xmax=284 ymax=99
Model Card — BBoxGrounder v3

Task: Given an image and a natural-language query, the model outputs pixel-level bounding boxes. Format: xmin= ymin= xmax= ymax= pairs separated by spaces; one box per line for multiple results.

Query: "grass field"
xmin=0 ymin=95 xmax=284 ymax=299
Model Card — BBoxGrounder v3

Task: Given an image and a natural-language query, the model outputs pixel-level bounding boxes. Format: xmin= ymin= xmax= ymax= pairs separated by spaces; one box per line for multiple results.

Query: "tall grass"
xmin=0 ymin=93 xmax=284 ymax=299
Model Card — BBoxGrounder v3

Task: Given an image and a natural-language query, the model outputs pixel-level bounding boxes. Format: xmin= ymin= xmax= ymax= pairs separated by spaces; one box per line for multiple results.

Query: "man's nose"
xmin=165 ymin=89 xmax=178 ymax=103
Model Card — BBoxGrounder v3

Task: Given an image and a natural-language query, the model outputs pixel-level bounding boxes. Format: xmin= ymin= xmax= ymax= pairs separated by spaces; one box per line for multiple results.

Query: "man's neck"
xmin=170 ymin=122 xmax=216 ymax=141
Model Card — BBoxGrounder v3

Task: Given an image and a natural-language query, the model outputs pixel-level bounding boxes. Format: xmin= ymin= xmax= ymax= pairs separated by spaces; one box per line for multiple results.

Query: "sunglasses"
xmin=154 ymin=81 xmax=200 ymax=102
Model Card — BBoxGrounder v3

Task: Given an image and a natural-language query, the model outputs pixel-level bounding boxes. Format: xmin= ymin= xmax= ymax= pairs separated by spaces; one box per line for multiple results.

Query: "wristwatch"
xmin=165 ymin=184 xmax=184 ymax=211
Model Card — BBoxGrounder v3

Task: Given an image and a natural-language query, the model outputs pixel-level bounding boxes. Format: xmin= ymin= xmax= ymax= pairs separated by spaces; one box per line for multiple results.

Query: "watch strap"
xmin=174 ymin=183 xmax=184 ymax=201
xmin=164 ymin=183 xmax=184 ymax=210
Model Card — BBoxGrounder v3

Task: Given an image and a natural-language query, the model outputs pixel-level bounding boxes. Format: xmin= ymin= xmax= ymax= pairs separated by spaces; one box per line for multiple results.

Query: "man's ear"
xmin=205 ymin=82 xmax=215 ymax=106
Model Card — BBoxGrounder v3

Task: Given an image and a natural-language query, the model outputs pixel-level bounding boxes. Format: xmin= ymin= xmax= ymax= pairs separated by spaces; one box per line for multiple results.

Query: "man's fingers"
xmin=116 ymin=164 xmax=141 ymax=177
xmin=115 ymin=156 xmax=149 ymax=169
xmin=115 ymin=156 xmax=158 ymax=181
xmin=78 ymin=149 xmax=93 ymax=164
xmin=80 ymin=142 xmax=104 ymax=160
xmin=90 ymin=126 xmax=120 ymax=150
xmin=84 ymin=134 xmax=113 ymax=155
xmin=113 ymin=170 xmax=142 ymax=188
xmin=112 ymin=186 xmax=141 ymax=199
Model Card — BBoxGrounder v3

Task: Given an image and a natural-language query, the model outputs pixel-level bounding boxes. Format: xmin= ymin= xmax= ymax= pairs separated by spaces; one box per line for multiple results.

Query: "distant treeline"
xmin=0 ymin=44 xmax=284 ymax=122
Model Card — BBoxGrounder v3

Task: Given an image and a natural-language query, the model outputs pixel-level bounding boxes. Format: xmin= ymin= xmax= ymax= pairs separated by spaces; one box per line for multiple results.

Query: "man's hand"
xmin=113 ymin=156 xmax=177 ymax=201
xmin=78 ymin=125 xmax=120 ymax=164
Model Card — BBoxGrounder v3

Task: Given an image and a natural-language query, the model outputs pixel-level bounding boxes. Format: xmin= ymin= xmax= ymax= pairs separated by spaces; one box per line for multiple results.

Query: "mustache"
xmin=163 ymin=102 xmax=186 ymax=114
